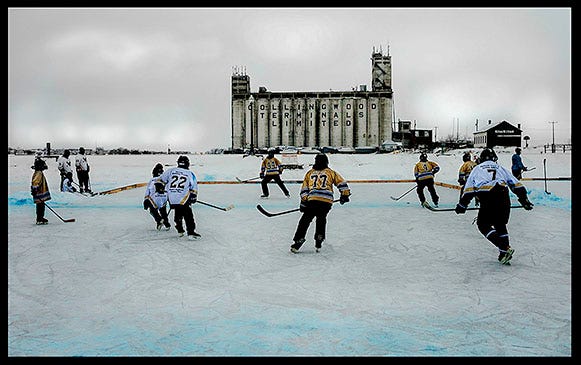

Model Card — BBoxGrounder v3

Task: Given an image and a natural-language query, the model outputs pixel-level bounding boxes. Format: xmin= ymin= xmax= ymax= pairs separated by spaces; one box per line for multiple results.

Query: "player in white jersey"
xmin=144 ymin=163 xmax=171 ymax=231
xmin=158 ymin=156 xmax=201 ymax=240
xmin=75 ymin=147 xmax=91 ymax=193
xmin=57 ymin=149 xmax=73 ymax=191
xmin=455 ymin=148 xmax=533 ymax=264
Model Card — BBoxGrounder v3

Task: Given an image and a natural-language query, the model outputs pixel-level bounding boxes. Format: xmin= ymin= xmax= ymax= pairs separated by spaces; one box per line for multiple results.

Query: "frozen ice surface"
xmin=8 ymin=148 xmax=571 ymax=356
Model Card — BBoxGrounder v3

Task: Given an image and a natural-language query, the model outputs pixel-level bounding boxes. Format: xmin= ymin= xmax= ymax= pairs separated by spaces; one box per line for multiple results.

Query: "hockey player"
xmin=455 ymin=148 xmax=534 ymax=265
xmin=511 ymin=147 xmax=528 ymax=180
xmin=57 ymin=149 xmax=73 ymax=191
xmin=414 ymin=152 xmax=440 ymax=207
xmin=31 ymin=157 xmax=51 ymax=224
xmin=259 ymin=148 xmax=290 ymax=198
xmin=61 ymin=172 xmax=77 ymax=193
xmin=75 ymin=147 xmax=91 ymax=193
xmin=458 ymin=152 xmax=477 ymax=197
xmin=290 ymin=153 xmax=351 ymax=253
xmin=158 ymin=156 xmax=201 ymax=240
xmin=143 ymin=163 xmax=171 ymax=231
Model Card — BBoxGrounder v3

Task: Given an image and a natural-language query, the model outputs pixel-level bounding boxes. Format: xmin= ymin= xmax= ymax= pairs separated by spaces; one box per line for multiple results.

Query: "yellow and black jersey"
xmin=458 ymin=160 xmax=477 ymax=184
xmin=300 ymin=167 xmax=350 ymax=204
xmin=261 ymin=157 xmax=283 ymax=176
xmin=414 ymin=161 xmax=440 ymax=181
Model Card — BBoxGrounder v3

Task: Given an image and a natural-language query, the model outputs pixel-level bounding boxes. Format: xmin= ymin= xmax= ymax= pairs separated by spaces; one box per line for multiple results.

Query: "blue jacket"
xmin=511 ymin=154 xmax=525 ymax=171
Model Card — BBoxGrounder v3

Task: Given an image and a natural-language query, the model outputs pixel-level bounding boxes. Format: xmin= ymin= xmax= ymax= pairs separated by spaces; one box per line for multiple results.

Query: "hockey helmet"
xmin=462 ymin=152 xmax=471 ymax=162
xmin=479 ymin=148 xmax=498 ymax=162
xmin=419 ymin=152 xmax=428 ymax=162
xmin=152 ymin=163 xmax=164 ymax=177
xmin=177 ymin=155 xmax=190 ymax=168
xmin=267 ymin=148 xmax=275 ymax=158
xmin=79 ymin=147 xmax=85 ymax=154
xmin=515 ymin=147 xmax=521 ymax=154
xmin=313 ymin=153 xmax=329 ymax=170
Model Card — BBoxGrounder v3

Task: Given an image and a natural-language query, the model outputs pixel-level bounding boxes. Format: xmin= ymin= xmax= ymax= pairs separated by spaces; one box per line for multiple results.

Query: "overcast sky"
xmin=8 ymin=7 xmax=571 ymax=152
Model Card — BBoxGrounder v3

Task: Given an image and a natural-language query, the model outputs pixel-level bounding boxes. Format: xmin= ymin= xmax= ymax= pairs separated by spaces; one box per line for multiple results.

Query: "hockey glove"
xmin=143 ymin=200 xmax=149 ymax=210
xmin=518 ymin=197 xmax=534 ymax=210
xmin=299 ymin=201 xmax=308 ymax=212
xmin=454 ymin=203 xmax=467 ymax=214
xmin=260 ymin=173 xmax=265 ymax=179
xmin=189 ymin=193 xmax=197 ymax=204
xmin=340 ymin=194 xmax=350 ymax=205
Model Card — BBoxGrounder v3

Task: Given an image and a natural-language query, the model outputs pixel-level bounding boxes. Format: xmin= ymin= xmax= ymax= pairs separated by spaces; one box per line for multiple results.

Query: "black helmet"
xmin=152 ymin=163 xmax=164 ymax=177
xmin=177 ymin=155 xmax=190 ymax=168
xmin=313 ymin=153 xmax=329 ymax=170
xmin=33 ymin=158 xmax=48 ymax=171
xmin=515 ymin=147 xmax=521 ymax=153
xmin=480 ymin=148 xmax=498 ymax=162
xmin=79 ymin=147 xmax=85 ymax=154
xmin=63 ymin=149 xmax=70 ymax=158
xmin=462 ymin=152 xmax=471 ymax=162
xmin=267 ymin=148 xmax=275 ymax=158
xmin=419 ymin=153 xmax=428 ymax=162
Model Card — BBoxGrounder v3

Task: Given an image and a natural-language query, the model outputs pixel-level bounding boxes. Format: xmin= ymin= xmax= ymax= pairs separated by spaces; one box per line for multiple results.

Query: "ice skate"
xmin=290 ymin=238 xmax=306 ymax=253
xmin=188 ymin=232 xmax=201 ymax=240
xmin=498 ymin=247 xmax=515 ymax=265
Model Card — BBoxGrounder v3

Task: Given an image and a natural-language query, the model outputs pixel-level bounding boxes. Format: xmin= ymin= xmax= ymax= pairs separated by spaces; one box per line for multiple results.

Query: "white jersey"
xmin=57 ymin=156 xmax=73 ymax=174
xmin=158 ymin=167 xmax=198 ymax=206
xmin=144 ymin=177 xmax=168 ymax=209
xmin=75 ymin=154 xmax=89 ymax=171
xmin=62 ymin=178 xmax=76 ymax=193
xmin=463 ymin=160 xmax=524 ymax=196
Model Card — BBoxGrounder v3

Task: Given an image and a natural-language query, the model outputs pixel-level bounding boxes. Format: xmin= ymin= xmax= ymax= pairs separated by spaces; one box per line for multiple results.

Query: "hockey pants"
xmin=261 ymin=175 xmax=289 ymax=196
xmin=476 ymin=185 xmax=511 ymax=251
xmin=416 ymin=178 xmax=439 ymax=204
xmin=172 ymin=203 xmax=196 ymax=235
xmin=293 ymin=200 xmax=332 ymax=243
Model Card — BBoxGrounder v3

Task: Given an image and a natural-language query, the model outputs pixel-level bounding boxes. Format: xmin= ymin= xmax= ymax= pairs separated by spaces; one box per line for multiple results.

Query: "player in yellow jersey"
xmin=259 ymin=148 xmax=290 ymax=198
xmin=458 ymin=152 xmax=477 ymax=196
xmin=414 ymin=152 xmax=440 ymax=207
xmin=290 ymin=153 xmax=351 ymax=253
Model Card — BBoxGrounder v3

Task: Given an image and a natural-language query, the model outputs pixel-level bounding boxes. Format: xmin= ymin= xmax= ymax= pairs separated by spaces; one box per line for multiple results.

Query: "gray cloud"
xmin=8 ymin=7 xmax=571 ymax=151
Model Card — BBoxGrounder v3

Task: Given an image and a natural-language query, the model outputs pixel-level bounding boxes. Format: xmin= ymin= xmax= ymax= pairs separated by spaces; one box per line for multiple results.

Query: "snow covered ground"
xmin=8 ymin=147 xmax=571 ymax=356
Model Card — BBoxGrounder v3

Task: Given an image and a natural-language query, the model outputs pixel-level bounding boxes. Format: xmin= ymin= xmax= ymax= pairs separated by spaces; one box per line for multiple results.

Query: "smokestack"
xmin=46 ymin=142 xmax=51 ymax=156
xmin=517 ymin=123 xmax=521 ymax=129
xmin=488 ymin=120 xmax=492 ymax=125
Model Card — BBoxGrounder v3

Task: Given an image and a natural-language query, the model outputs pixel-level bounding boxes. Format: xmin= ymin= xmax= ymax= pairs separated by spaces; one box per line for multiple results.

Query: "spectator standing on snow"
xmin=31 ymin=157 xmax=51 ymax=225
xmin=259 ymin=148 xmax=290 ymax=198
xmin=75 ymin=147 xmax=91 ymax=193
xmin=158 ymin=156 xmax=201 ymax=240
xmin=511 ymin=147 xmax=527 ymax=180
xmin=414 ymin=152 xmax=440 ymax=208
xmin=144 ymin=163 xmax=171 ymax=231
xmin=57 ymin=149 xmax=73 ymax=191
xmin=290 ymin=153 xmax=351 ymax=253
xmin=455 ymin=148 xmax=534 ymax=265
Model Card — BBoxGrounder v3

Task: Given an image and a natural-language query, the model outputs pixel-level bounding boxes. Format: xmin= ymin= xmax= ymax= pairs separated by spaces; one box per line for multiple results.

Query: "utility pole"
xmin=549 ymin=121 xmax=557 ymax=153
xmin=433 ymin=126 xmax=438 ymax=142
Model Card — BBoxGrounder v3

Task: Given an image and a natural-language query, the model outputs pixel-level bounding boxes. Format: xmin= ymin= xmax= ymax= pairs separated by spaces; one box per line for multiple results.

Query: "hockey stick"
xmin=423 ymin=203 xmax=524 ymax=212
xmin=390 ymin=185 xmax=417 ymax=201
xmin=543 ymin=159 xmax=551 ymax=194
xmin=97 ymin=182 xmax=148 ymax=195
xmin=44 ymin=203 xmax=76 ymax=222
xmin=257 ymin=199 xmax=341 ymax=217
xmin=525 ymin=166 xmax=536 ymax=172
xmin=196 ymin=200 xmax=234 ymax=211
xmin=235 ymin=176 xmax=261 ymax=183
